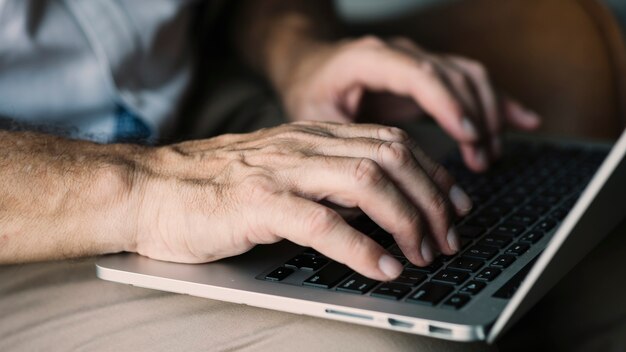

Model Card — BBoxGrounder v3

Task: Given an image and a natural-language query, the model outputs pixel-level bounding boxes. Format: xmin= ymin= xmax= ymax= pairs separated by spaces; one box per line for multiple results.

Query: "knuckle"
xmin=243 ymin=174 xmax=278 ymax=202
xmin=353 ymin=35 xmax=385 ymax=50
xmin=384 ymin=127 xmax=410 ymax=142
xmin=430 ymin=162 xmax=454 ymax=186
xmin=307 ymin=206 xmax=342 ymax=236
xmin=380 ymin=142 xmax=414 ymax=168
xmin=353 ymin=158 xmax=385 ymax=187
xmin=416 ymin=59 xmax=437 ymax=76
xmin=427 ymin=193 xmax=451 ymax=220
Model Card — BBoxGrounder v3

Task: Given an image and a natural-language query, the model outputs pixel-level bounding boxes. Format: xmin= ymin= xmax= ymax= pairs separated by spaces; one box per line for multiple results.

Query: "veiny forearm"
xmin=234 ymin=0 xmax=339 ymax=91
xmin=0 ymin=130 xmax=143 ymax=264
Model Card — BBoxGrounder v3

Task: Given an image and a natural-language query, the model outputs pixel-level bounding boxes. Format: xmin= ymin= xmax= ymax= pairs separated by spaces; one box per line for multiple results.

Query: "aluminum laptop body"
xmin=96 ymin=126 xmax=626 ymax=343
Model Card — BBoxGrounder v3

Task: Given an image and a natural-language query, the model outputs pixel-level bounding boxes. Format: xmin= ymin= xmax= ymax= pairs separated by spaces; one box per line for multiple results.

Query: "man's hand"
xmin=234 ymin=1 xmax=541 ymax=172
xmin=275 ymin=37 xmax=541 ymax=172
xmin=133 ymin=122 xmax=472 ymax=281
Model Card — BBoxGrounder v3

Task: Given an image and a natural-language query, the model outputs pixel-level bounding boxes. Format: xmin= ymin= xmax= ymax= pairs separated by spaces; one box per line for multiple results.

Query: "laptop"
xmin=96 ymin=125 xmax=626 ymax=343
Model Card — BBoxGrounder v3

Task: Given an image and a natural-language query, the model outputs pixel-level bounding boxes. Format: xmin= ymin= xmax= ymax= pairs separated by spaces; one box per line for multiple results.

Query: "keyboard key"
xmin=465 ymin=245 xmax=499 ymax=260
xmin=392 ymin=270 xmax=427 ymax=287
xmin=459 ymin=281 xmax=486 ymax=295
xmin=443 ymin=294 xmax=471 ymax=309
xmin=467 ymin=215 xmax=499 ymax=228
xmin=457 ymin=225 xmax=486 ymax=239
xmin=491 ymin=255 xmax=516 ymax=268
xmin=475 ymin=268 xmax=502 ymax=281
xmin=534 ymin=219 xmax=557 ymax=233
xmin=406 ymin=260 xmax=443 ymax=274
xmin=479 ymin=235 xmax=512 ymax=249
xmin=432 ymin=270 xmax=469 ymax=285
xmin=371 ymin=283 xmax=411 ymax=300
xmin=493 ymin=223 xmax=525 ymax=237
xmin=301 ymin=248 xmax=321 ymax=256
xmin=265 ymin=267 xmax=294 ymax=281
xmin=285 ymin=255 xmax=328 ymax=271
xmin=407 ymin=282 xmax=454 ymax=306
xmin=303 ymin=262 xmax=353 ymax=289
xmin=460 ymin=237 xmax=473 ymax=249
xmin=337 ymin=274 xmax=379 ymax=294
xmin=506 ymin=243 xmax=530 ymax=256
xmin=507 ymin=213 xmax=538 ymax=226
xmin=519 ymin=231 xmax=544 ymax=244
xmin=448 ymin=257 xmax=484 ymax=272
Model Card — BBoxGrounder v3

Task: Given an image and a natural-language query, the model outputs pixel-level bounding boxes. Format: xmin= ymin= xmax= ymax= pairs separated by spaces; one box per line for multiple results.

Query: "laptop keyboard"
xmin=261 ymin=142 xmax=608 ymax=309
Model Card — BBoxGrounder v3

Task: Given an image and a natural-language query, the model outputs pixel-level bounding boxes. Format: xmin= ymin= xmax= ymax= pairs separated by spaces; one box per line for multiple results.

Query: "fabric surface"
xmin=0 ymin=0 xmax=197 ymax=142
xmin=0 ymin=259 xmax=494 ymax=352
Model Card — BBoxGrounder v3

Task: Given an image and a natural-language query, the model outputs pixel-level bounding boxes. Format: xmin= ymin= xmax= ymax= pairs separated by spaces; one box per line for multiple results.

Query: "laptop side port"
xmin=428 ymin=325 xmax=453 ymax=336
xmin=325 ymin=309 xmax=373 ymax=321
xmin=387 ymin=318 xmax=414 ymax=329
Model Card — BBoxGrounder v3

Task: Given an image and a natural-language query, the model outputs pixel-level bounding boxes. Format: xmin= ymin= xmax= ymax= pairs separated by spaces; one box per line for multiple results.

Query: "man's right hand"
xmin=132 ymin=121 xmax=472 ymax=281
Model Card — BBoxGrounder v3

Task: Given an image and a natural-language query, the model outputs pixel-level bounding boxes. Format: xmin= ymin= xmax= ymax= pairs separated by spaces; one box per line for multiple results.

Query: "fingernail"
xmin=449 ymin=185 xmax=473 ymax=214
xmin=461 ymin=117 xmax=479 ymax=139
xmin=491 ymin=137 xmax=502 ymax=158
xmin=378 ymin=254 xmax=403 ymax=280
xmin=421 ymin=237 xmax=434 ymax=263
xmin=475 ymin=147 xmax=488 ymax=169
xmin=447 ymin=228 xmax=461 ymax=253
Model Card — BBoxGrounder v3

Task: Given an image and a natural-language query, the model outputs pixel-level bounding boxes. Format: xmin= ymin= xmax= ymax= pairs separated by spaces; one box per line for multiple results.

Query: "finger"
xmin=503 ymin=98 xmax=541 ymax=130
xmin=460 ymin=143 xmax=489 ymax=173
xmin=299 ymin=142 xmax=460 ymax=257
xmin=339 ymin=40 xmax=481 ymax=144
xmin=408 ymin=144 xmax=473 ymax=216
xmin=286 ymin=155 xmax=435 ymax=264
xmin=448 ymin=56 xmax=502 ymax=157
xmin=264 ymin=193 xmax=403 ymax=281
xmin=284 ymin=123 xmax=474 ymax=218
xmin=292 ymin=120 xmax=413 ymax=143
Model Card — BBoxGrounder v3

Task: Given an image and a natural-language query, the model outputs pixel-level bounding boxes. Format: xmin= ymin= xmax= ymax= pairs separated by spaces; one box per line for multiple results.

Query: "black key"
xmin=265 ymin=267 xmax=294 ymax=281
xmin=337 ymin=274 xmax=379 ymax=294
xmin=432 ymin=270 xmax=469 ymax=285
xmin=457 ymin=225 xmax=486 ymax=239
xmin=371 ymin=283 xmax=411 ymax=300
xmin=459 ymin=281 xmax=486 ymax=295
xmin=507 ymin=213 xmax=538 ymax=226
xmin=493 ymin=256 xmax=539 ymax=298
xmin=443 ymin=294 xmax=471 ymax=309
xmin=303 ymin=262 xmax=353 ymax=289
xmin=285 ymin=255 xmax=328 ymax=271
xmin=492 ymin=223 xmax=526 ymax=237
xmin=406 ymin=260 xmax=443 ymax=274
xmin=550 ymin=207 xmax=569 ymax=221
xmin=465 ymin=245 xmax=499 ymax=260
xmin=475 ymin=268 xmax=502 ymax=281
xmin=448 ymin=257 xmax=484 ymax=273
xmin=482 ymin=204 xmax=512 ymax=217
xmin=519 ymin=231 xmax=544 ymax=244
xmin=387 ymin=244 xmax=404 ymax=257
xmin=506 ymin=243 xmax=530 ymax=256
xmin=392 ymin=270 xmax=427 ymax=287
xmin=301 ymin=248 xmax=321 ymax=256
xmin=479 ymin=235 xmax=512 ymax=249
xmin=467 ymin=215 xmax=499 ymax=228
xmin=394 ymin=256 xmax=409 ymax=266
xmin=491 ymin=255 xmax=516 ymax=268
xmin=534 ymin=219 xmax=557 ymax=233
xmin=407 ymin=282 xmax=454 ymax=306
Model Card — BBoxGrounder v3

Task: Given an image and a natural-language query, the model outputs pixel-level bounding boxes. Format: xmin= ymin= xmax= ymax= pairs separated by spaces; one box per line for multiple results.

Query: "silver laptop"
xmin=96 ymin=126 xmax=626 ymax=343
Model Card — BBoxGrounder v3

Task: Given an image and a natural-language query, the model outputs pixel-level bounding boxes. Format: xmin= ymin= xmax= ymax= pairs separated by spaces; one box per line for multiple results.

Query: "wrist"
xmin=89 ymin=143 xmax=151 ymax=256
